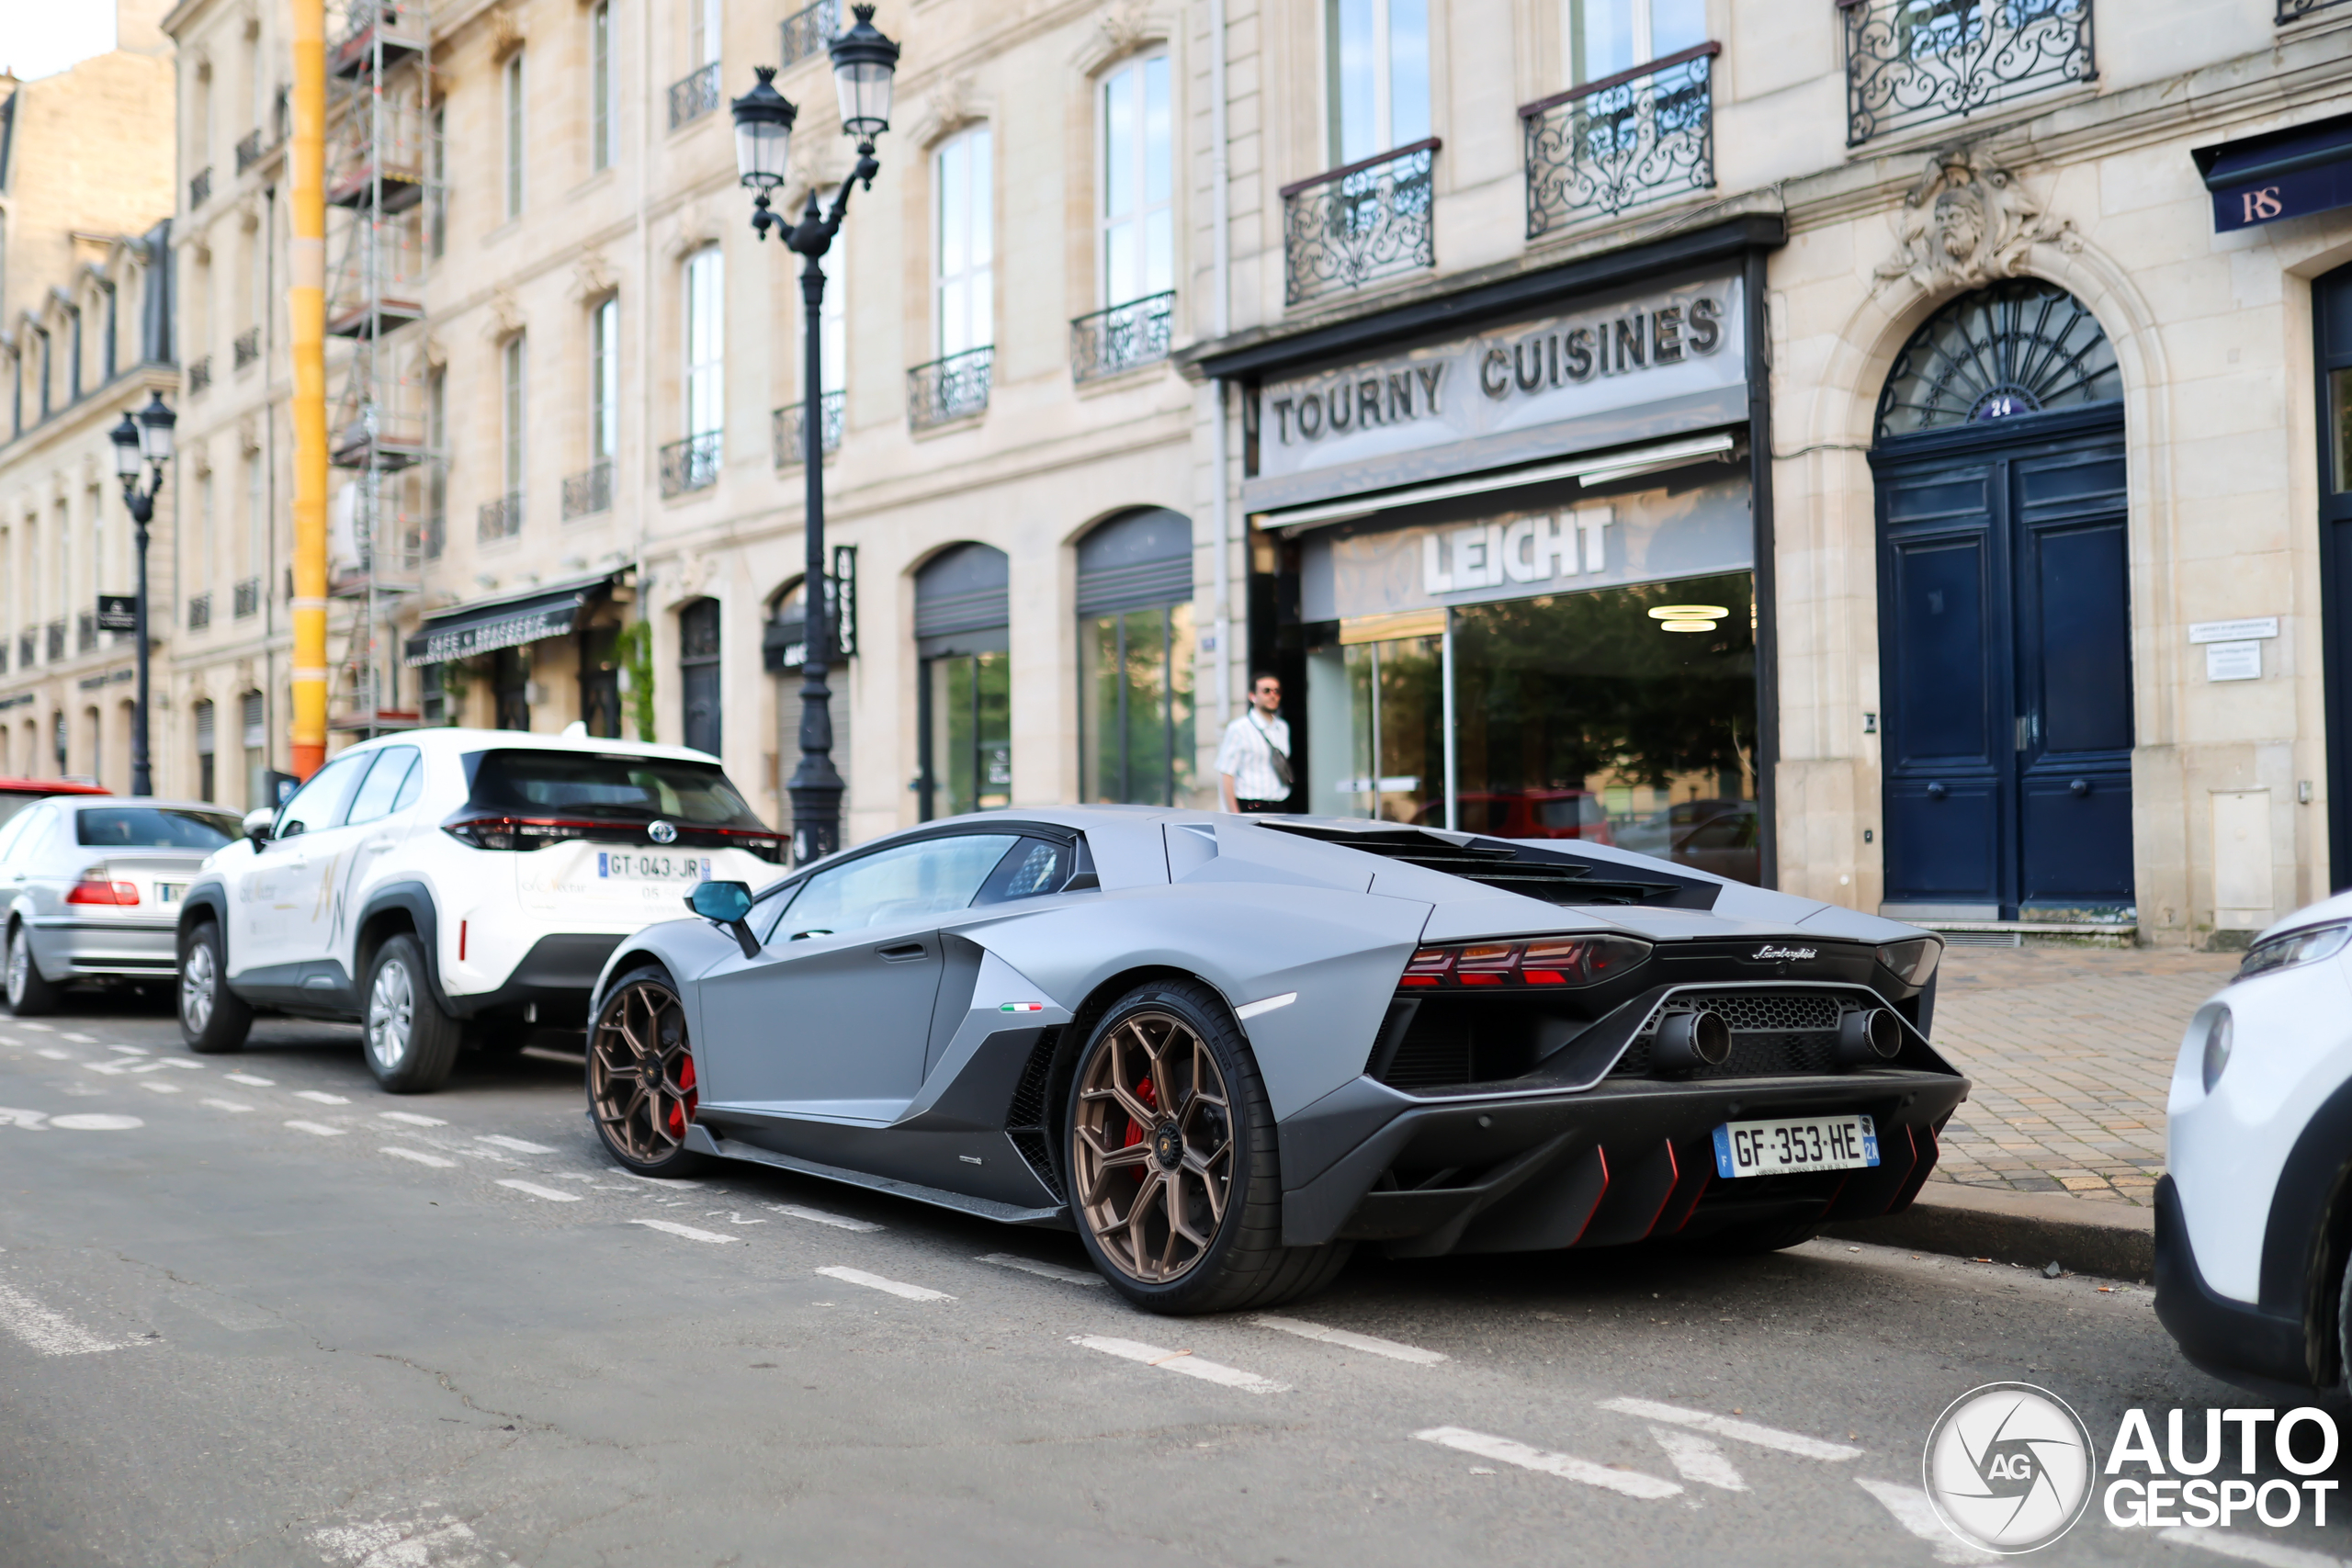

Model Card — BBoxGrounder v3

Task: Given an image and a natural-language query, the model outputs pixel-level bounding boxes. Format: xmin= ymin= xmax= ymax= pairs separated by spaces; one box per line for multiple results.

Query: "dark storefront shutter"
xmin=915 ymin=542 xmax=1011 ymax=652
xmin=1075 ymin=507 xmax=1193 ymax=617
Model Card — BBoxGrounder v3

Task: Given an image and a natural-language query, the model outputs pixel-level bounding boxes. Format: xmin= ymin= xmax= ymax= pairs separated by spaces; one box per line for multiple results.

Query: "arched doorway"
xmin=913 ymin=543 xmax=1011 ymax=819
xmin=1872 ymin=279 xmax=2132 ymax=922
xmin=1077 ymin=507 xmax=1200 ymax=806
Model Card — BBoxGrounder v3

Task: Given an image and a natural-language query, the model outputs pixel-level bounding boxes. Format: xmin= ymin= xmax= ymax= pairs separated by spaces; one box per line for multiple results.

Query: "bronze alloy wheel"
xmin=1071 ymin=1008 xmax=1235 ymax=1284
xmin=589 ymin=976 xmax=700 ymax=1165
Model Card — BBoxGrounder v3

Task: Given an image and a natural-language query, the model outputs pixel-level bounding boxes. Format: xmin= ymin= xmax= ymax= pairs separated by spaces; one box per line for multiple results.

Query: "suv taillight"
xmin=1397 ymin=935 xmax=1651 ymax=989
xmin=439 ymin=815 xmax=598 ymax=852
xmin=66 ymin=868 xmax=140 ymax=905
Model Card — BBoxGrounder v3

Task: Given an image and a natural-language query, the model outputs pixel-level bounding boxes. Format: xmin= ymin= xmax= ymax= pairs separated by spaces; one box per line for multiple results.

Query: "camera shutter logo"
xmin=1923 ymin=1382 xmax=2097 ymax=1553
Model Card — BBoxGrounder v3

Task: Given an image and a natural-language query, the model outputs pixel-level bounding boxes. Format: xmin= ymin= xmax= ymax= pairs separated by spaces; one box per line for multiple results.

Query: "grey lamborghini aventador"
xmin=582 ymin=809 xmax=1965 ymax=1314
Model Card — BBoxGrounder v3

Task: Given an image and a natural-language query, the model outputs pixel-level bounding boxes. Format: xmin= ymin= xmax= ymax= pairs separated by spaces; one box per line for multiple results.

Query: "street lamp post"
xmin=108 ymin=392 xmax=177 ymax=798
xmin=732 ymin=3 xmax=899 ymax=867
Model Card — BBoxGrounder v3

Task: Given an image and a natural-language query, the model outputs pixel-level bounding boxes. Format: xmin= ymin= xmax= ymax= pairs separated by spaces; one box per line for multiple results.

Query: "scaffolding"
xmin=324 ymin=0 xmax=438 ymax=736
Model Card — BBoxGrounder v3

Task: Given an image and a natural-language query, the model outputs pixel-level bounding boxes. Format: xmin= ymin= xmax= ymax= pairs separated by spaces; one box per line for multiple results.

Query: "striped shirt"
xmin=1216 ymin=710 xmax=1292 ymax=801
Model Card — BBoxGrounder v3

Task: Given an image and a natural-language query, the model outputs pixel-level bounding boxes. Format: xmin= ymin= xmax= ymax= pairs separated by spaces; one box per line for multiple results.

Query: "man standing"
xmin=1217 ymin=671 xmax=1293 ymax=814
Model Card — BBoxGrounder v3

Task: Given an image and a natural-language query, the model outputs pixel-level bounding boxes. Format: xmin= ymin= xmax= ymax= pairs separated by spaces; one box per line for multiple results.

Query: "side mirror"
xmin=685 ymin=879 xmax=760 ymax=958
xmin=242 ymin=807 xmax=276 ymax=845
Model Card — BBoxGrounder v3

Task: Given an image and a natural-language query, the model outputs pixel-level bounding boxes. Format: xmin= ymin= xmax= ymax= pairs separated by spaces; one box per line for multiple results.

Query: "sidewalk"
xmin=1923 ymin=943 xmax=2238 ymax=1206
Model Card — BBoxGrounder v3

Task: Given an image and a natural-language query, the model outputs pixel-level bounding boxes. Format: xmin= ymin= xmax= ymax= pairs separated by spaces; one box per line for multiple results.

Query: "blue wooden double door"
xmin=1876 ymin=418 xmax=2133 ymax=919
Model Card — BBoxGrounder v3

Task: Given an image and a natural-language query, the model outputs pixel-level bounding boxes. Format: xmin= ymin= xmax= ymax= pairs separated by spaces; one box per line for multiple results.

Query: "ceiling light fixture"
xmin=1659 ymin=619 xmax=1719 ymax=632
xmin=1647 ymin=604 xmax=1730 ymax=621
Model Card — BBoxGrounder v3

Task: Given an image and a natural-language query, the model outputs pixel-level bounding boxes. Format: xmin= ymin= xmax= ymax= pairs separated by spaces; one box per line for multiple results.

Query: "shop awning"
xmin=1257 ymin=431 xmax=1736 ymax=536
xmin=2195 ymin=113 xmax=2352 ymax=233
xmin=402 ymin=572 xmax=619 ymax=667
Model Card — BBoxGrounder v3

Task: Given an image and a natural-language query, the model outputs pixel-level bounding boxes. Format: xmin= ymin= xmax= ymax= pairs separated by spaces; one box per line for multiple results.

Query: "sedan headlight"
xmin=2233 ymin=922 xmax=2352 ymax=982
xmin=2200 ymin=1006 xmax=2233 ymax=1093
xmin=1876 ymin=936 xmax=1942 ymax=987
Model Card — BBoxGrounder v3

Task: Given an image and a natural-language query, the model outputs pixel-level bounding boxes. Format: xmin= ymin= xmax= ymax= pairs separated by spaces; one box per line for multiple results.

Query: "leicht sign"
xmin=1253 ymin=276 xmax=1746 ymax=490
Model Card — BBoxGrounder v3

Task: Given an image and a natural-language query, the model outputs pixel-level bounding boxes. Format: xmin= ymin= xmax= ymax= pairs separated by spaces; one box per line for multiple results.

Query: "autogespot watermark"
xmin=1922 ymin=1386 xmax=2343 ymax=1553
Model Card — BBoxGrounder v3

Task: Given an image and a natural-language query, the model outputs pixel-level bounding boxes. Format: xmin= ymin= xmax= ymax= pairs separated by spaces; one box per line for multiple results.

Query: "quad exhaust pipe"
xmin=1838 ymin=1006 xmax=1904 ymax=1064
xmin=1653 ymin=1010 xmax=1732 ymax=1072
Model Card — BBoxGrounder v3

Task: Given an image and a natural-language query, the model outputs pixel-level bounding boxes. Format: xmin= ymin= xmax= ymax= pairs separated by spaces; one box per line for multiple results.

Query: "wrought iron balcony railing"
xmin=235 ymin=129 xmax=266 ymax=174
xmin=45 ymin=620 xmax=65 ymax=660
xmin=233 ymin=328 xmax=262 ymax=370
xmin=1070 ymin=291 xmax=1176 ymax=382
xmin=2278 ymin=0 xmax=2352 ymax=17
xmin=189 ymin=166 xmax=212 ymax=208
xmin=562 ymin=460 xmax=614 ymax=519
xmin=668 ymin=62 xmax=722 ymax=130
xmin=75 ymin=613 xmax=96 ymax=653
xmin=187 ymin=355 xmax=212 ymax=395
xmin=907 ymin=347 xmax=993 ymax=429
xmin=1522 ymin=44 xmax=1718 ymax=240
xmin=187 ymin=592 xmax=211 ymax=631
xmin=17 ymin=633 xmax=32 ymax=668
xmin=1281 ymin=140 xmax=1439 ymax=307
xmin=232 ymin=577 xmax=261 ymax=618
xmin=660 ymin=432 xmax=723 ymax=495
xmin=780 ymin=0 xmax=840 ymax=66
xmin=772 ymin=390 xmax=845 ymax=467
xmin=479 ymin=491 xmax=524 ymax=541
xmin=1842 ymin=0 xmax=2094 ymax=147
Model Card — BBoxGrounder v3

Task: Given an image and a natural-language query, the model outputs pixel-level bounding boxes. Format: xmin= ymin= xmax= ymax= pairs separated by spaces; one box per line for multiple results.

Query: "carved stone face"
xmin=1934 ymin=186 xmax=1985 ymax=260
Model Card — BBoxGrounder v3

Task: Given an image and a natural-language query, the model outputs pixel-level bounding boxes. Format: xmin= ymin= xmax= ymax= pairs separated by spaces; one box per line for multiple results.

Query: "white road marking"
xmin=724 ymin=1213 xmax=767 ymax=1224
xmin=630 ymin=1218 xmax=740 ymax=1244
xmin=79 ymin=1062 xmax=130 ymax=1076
xmin=2161 ymin=1526 xmax=2352 ymax=1568
xmin=60 ymin=1032 xmax=95 ymax=1043
xmin=0 ymin=1108 xmax=48 ymax=1130
xmin=770 ymin=1202 xmax=883 ymax=1232
xmin=479 ymin=1134 xmax=556 ymax=1154
xmin=284 ymin=1119 xmax=346 ymax=1137
xmin=1235 ymin=991 xmax=1299 ymax=1020
xmin=1855 ymin=1477 xmax=1998 ymax=1564
xmin=105 ymin=1045 xmax=149 ymax=1055
xmin=0 ymin=1280 xmax=121 ymax=1356
xmin=1599 ymin=1397 xmax=1863 ymax=1461
xmin=818 ymin=1266 xmax=955 ymax=1302
xmin=1413 ymin=1426 xmax=1682 ymax=1499
xmin=199 ymin=1098 xmax=253 ymax=1113
xmin=381 ymin=1147 xmax=456 ymax=1168
xmin=1072 ymin=1335 xmax=1288 ymax=1393
xmin=138 ymin=1080 xmax=183 ymax=1095
xmin=1650 ymin=1427 xmax=1748 ymax=1491
xmin=51 ymin=1113 xmax=142 ymax=1130
xmin=34 ymin=1048 xmax=70 ymax=1060
xmin=311 ymin=1513 xmax=485 ymax=1567
xmin=14 ymin=1021 xmax=51 ymax=1031
xmin=497 ymin=1179 xmax=583 ymax=1202
xmin=294 ymin=1090 xmax=351 ymax=1105
xmin=977 ymin=1252 xmax=1104 ymax=1287
xmin=1252 ymin=1314 xmax=1447 ymax=1364
xmin=135 ymin=1058 xmax=202 ymax=1072
xmin=608 ymin=1168 xmax=704 ymax=1187
xmin=223 ymin=1072 xmax=276 ymax=1086
xmin=379 ymin=1111 xmax=447 ymax=1127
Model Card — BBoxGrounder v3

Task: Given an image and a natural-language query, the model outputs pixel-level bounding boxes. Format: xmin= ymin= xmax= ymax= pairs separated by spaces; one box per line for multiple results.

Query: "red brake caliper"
xmin=1122 ymin=1072 xmax=1158 ymax=1179
xmin=667 ymin=1054 xmax=699 ymax=1139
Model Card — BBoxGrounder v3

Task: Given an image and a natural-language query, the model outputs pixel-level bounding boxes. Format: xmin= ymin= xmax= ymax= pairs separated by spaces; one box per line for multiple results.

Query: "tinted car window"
xmin=75 ymin=807 xmax=243 ymax=850
xmin=465 ymin=750 xmax=766 ymax=829
xmin=973 ymin=838 xmax=1069 ymax=905
xmin=767 ymin=834 xmax=1019 ymax=941
xmin=276 ymin=751 xmax=373 ymax=839
xmin=345 ymin=747 xmax=421 ymax=827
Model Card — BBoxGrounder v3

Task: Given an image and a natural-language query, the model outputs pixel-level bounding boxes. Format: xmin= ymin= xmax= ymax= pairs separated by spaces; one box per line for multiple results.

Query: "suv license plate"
xmin=1712 ymin=1114 xmax=1879 ymax=1179
xmin=596 ymin=852 xmax=712 ymax=883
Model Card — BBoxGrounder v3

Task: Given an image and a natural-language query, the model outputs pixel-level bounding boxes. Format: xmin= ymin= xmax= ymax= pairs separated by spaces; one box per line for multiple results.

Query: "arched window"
xmin=914 ymin=543 xmax=1010 ymax=818
xmin=679 ymin=597 xmax=722 ymax=756
xmin=194 ymin=699 xmax=217 ymax=802
xmin=1077 ymin=508 xmax=1199 ymax=806
xmin=1874 ymin=279 xmax=2120 ymax=443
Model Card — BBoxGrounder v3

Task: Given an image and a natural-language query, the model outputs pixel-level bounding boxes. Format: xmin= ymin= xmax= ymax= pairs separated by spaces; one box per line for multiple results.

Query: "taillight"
xmin=1396 ymin=935 xmax=1651 ymax=989
xmin=736 ymin=836 xmax=786 ymax=863
xmin=67 ymin=869 xmax=140 ymax=906
xmin=439 ymin=815 xmax=596 ymax=851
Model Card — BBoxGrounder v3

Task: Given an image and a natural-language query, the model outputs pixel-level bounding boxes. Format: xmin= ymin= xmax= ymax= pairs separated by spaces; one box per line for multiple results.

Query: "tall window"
xmin=503 ymin=52 xmax=526 ymax=219
xmin=1567 ymin=0 xmax=1705 ymax=81
xmin=591 ymin=2 xmax=615 ymax=170
xmin=1329 ymin=0 xmax=1430 ymax=164
xmin=1100 ymin=54 xmax=1172 ymax=308
xmin=1077 ymin=509 xmax=1201 ymax=807
xmin=592 ymin=296 xmax=620 ymax=459
xmin=199 ymin=468 xmax=216 ymax=582
xmin=241 ymin=691 xmax=266 ymax=807
xmin=690 ymin=0 xmax=722 ymax=65
xmin=429 ymin=105 xmax=447 ymax=256
xmin=684 ymin=246 xmax=723 ymax=437
xmin=67 ymin=305 xmax=81 ymax=400
xmin=934 ymin=129 xmax=992 ymax=356
xmin=101 ymin=283 xmax=117 ymax=380
xmin=680 ymin=598 xmax=721 ymax=756
xmin=244 ymin=454 xmax=264 ymax=580
xmin=503 ymin=335 xmax=527 ymax=499
xmin=35 ymin=327 xmax=49 ymax=416
xmin=194 ymin=700 xmax=216 ymax=802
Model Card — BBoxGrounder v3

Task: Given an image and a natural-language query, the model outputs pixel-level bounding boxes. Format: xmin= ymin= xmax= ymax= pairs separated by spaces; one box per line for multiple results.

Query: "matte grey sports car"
xmin=583 ymin=808 xmax=1965 ymax=1314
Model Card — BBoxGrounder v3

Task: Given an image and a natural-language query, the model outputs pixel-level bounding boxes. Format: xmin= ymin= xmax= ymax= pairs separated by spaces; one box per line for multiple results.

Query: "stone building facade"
xmin=0 ymin=5 xmax=180 ymax=793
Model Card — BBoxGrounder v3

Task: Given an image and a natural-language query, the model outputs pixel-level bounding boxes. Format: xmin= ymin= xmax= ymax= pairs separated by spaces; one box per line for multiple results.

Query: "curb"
xmin=1822 ymin=1179 xmax=2154 ymax=1281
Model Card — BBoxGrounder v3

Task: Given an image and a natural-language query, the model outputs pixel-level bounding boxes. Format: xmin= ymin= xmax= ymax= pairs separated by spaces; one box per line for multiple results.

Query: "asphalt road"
xmin=0 ymin=997 xmax=2344 ymax=1568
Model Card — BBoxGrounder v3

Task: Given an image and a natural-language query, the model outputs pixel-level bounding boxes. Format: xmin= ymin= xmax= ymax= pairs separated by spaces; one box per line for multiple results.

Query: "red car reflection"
xmin=1412 ymin=790 xmax=1613 ymax=843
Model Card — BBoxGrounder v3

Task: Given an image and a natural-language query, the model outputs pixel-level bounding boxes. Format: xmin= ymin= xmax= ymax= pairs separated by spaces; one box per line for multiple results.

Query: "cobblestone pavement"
xmin=1922 ymin=943 xmax=2239 ymax=1206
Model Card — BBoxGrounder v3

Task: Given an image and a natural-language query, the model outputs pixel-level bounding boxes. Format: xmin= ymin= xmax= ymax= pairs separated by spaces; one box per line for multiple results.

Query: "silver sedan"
xmin=0 ymin=797 xmax=245 ymax=1015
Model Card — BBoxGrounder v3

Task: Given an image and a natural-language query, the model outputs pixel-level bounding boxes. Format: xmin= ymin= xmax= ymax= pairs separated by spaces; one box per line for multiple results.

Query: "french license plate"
xmin=595 ymin=852 xmax=712 ymax=883
xmin=154 ymin=883 xmax=186 ymax=905
xmin=1712 ymin=1114 xmax=1879 ymax=1179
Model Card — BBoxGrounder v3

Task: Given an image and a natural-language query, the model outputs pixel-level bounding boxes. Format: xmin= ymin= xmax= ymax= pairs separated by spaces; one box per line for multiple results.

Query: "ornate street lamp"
xmin=732 ymin=4 xmax=899 ymax=866
xmin=108 ymin=391 xmax=176 ymax=797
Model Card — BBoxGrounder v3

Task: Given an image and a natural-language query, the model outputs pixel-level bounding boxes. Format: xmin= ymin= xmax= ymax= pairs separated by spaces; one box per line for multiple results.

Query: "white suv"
xmin=174 ymin=727 xmax=783 ymax=1092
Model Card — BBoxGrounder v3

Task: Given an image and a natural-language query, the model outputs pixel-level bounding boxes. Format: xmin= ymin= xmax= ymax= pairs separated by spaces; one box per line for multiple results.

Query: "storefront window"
xmin=1080 ymin=603 xmax=1198 ymax=807
xmin=2333 ymin=367 xmax=2352 ymax=493
xmin=927 ymin=653 xmax=1011 ymax=817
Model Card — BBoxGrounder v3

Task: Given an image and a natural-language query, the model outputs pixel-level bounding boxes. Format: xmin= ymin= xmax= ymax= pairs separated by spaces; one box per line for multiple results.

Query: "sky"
xmin=0 ymin=2 xmax=116 ymax=81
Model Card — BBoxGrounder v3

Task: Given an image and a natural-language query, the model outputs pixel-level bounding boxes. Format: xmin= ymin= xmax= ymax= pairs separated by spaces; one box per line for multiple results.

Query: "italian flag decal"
xmin=999 ymin=1002 xmax=1045 ymax=1013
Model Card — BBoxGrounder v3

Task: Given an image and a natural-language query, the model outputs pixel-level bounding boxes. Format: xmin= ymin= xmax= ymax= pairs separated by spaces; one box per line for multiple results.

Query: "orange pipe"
xmin=288 ymin=0 xmax=329 ymax=779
